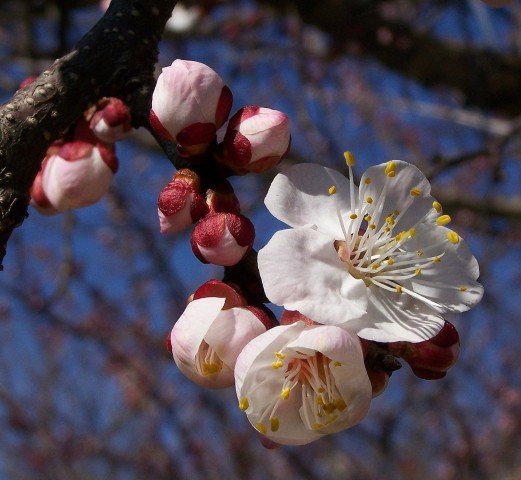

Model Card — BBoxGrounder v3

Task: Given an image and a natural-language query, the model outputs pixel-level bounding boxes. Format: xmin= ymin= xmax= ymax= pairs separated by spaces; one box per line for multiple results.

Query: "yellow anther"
xmin=415 ymin=269 xmax=422 ymax=275
xmin=433 ymin=256 xmax=441 ymax=263
xmin=364 ymin=177 xmax=372 ymax=185
xmin=385 ymin=161 xmax=396 ymax=177
xmin=410 ymin=187 xmax=421 ymax=197
xmin=255 ymin=423 xmax=267 ymax=434
xmin=334 ymin=361 xmax=342 ymax=367
xmin=366 ymin=196 xmax=373 ymax=204
xmin=436 ymin=215 xmax=451 ymax=226
xmin=371 ymin=263 xmax=380 ymax=270
xmin=335 ymin=399 xmax=347 ymax=411
xmin=239 ymin=397 xmax=249 ymax=411
xmin=328 ymin=185 xmax=337 ymax=195
xmin=202 ymin=363 xmax=222 ymax=375
xmin=417 ymin=250 xmax=423 ymax=257
xmin=364 ymin=214 xmax=372 ymax=221
xmin=386 ymin=216 xmax=395 ymax=225
xmin=344 ymin=151 xmax=356 ymax=167
xmin=459 ymin=286 xmax=468 ymax=292
xmin=433 ymin=201 xmax=442 ymax=213
xmin=393 ymin=210 xmax=400 ymax=216
xmin=274 ymin=352 xmax=286 ymax=359
xmin=409 ymin=228 xmax=416 ymax=238
xmin=387 ymin=257 xmax=394 ymax=265
xmin=384 ymin=227 xmax=391 ymax=232
xmin=271 ymin=360 xmax=283 ymax=369
xmin=317 ymin=387 xmax=325 ymax=393
xmin=350 ymin=213 xmax=358 ymax=220
xmin=369 ymin=224 xmax=376 ymax=230
xmin=396 ymin=285 xmax=403 ymax=294
xmin=447 ymin=231 xmax=460 ymax=244
xmin=270 ymin=417 xmax=280 ymax=432
xmin=395 ymin=232 xmax=404 ymax=242
xmin=312 ymin=423 xmax=324 ymax=430
xmin=281 ymin=387 xmax=290 ymax=400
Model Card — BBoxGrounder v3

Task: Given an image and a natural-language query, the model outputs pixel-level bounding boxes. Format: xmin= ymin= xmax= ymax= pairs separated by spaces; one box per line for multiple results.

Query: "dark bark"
xmin=0 ymin=0 xmax=178 ymax=269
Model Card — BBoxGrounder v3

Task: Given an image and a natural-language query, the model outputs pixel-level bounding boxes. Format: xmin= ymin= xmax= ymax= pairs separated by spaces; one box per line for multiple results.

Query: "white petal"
xmin=359 ymin=161 xmax=434 ymax=231
xmin=265 ymin=163 xmax=357 ymax=238
xmin=204 ymin=307 xmax=267 ymax=369
xmin=357 ymin=288 xmax=445 ymax=342
xmin=258 ymin=228 xmax=368 ymax=325
xmin=170 ymin=297 xmax=228 ymax=387
xmin=403 ymin=223 xmax=484 ymax=312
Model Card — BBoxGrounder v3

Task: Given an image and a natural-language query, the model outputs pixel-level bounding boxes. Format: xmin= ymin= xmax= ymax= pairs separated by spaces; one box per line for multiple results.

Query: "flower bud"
xmin=192 ymin=279 xmax=246 ymax=309
xmin=41 ymin=141 xmax=118 ymax=210
xmin=218 ymin=106 xmax=291 ymax=174
xmin=157 ymin=169 xmax=208 ymax=234
xmin=169 ymin=296 xmax=270 ymax=388
xmin=30 ymin=155 xmax=61 ymax=215
xmin=150 ymin=60 xmax=233 ymax=156
xmin=388 ymin=321 xmax=460 ymax=380
xmin=89 ymin=97 xmax=132 ymax=143
xmin=191 ymin=212 xmax=255 ymax=266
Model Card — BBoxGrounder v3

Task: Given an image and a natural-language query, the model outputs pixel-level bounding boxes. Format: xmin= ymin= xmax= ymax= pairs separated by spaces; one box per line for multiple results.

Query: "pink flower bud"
xmin=41 ymin=141 xmax=118 ymax=210
xmin=388 ymin=321 xmax=460 ymax=380
xmin=89 ymin=97 xmax=132 ymax=143
xmin=218 ymin=106 xmax=291 ymax=174
xmin=157 ymin=169 xmax=208 ymax=234
xmin=191 ymin=212 xmax=255 ymax=266
xmin=30 ymin=155 xmax=61 ymax=215
xmin=193 ymin=279 xmax=246 ymax=309
xmin=150 ymin=60 xmax=233 ymax=156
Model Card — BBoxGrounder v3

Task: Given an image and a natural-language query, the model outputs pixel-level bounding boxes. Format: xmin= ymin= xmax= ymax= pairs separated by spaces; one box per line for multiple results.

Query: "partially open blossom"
xmin=158 ymin=169 xmax=208 ymax=234
xmin=218 ymin=106 xmax=291 ymax=174
xmin=150 ymin=59 xmax=233 ymax=156
xmin=89 ymin=97 xmax=132 ymax=143
xmin=170 ymin=289 xmax=271 ymax=388
xmin=40 ymin=141 xmax=118 ymax=210
xmin=235 ymin=321 xmax=372 ymax=445
xmin=388 ymin=320 xmax=460 ymax=379
xmin=258 ymin=156 xmax=483 ymax=343
xmin=191 ymin=212 xmax=255 ymax=266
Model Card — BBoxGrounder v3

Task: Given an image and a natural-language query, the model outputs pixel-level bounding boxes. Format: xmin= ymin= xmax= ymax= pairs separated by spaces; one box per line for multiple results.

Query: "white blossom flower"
xmin=258 ymin=155 xmax=483 ymax=342
xmin=170 ymin=297 xmax=269 ymax=389
xmin=235 ymin=321 xmax=372 ymax=445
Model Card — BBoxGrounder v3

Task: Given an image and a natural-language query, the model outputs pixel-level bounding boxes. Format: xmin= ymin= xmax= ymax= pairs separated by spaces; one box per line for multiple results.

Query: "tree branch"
xmin=0 ymin=0 xmax=178 ymax=270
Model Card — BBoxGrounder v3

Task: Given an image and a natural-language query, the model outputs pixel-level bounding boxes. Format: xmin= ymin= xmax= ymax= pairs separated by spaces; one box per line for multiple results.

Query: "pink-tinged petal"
xmin=258 ymin=228 xmax=368 ymax=326
xmin=151 ymin=60 xmax=232 ymax=149
xmin=29 ymin=162 xmax=62 ymax=215
xmin=219 ymin=106 xmax=290 ymax=174
xmin=191 ymin=212 xmax=255 ymax=266
xmin=41 ymin=143 xmax=115 ymax=210
xmin=170 ymin=297 xmax=231 ymax=388
xmin=90 ymin=97 xmax=132 ymax=143
xmin=264 ymin=163 xmax=355 ymax=238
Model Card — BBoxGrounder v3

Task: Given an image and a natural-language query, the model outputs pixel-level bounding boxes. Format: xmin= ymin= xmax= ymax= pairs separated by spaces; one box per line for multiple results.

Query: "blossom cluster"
xmin=152 ymin=59 xmax=290 ymax=266
xmin=30 ymin=94 xmax=132 ymax=214
xmin=158 ymin=60 xmax=483 ymax=447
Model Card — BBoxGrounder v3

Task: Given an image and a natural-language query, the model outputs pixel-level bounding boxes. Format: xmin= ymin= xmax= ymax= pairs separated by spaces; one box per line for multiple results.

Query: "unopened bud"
xmin=205 ymin=180 xmax=240 ymax=214
xmin=191 ymin=212 xmax=255 ymax=266
xmin=158 ymin=169 xmax=208 ymax=234
xmin=150 ymin=59 xmax=233 ymax=156
xmin=90 ymin=97 xmax=132 ymax=143
xmin=218 ymin=106 xmax=290 ymax=174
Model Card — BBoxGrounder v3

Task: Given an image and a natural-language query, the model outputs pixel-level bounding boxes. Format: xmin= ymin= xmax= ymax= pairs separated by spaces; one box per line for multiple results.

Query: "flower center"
xmin=195 ymin=341 xmax=223 ymax=376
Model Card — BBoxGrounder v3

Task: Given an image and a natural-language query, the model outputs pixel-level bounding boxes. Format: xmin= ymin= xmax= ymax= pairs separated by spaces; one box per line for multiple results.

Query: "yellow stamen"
xmin=433 ymin=256 xmax=441 ymax=263
xmin=255 ymin=423 xmax=267 ymax=434
xmin=409 ymin=228 xmax=416 ymax=237
xmin=396 ymin=285 xmax=403 ymax=294
xmin=436 ymin=215 xmax=451 ymax=226
xmin=239 ymin=397 xmax=249 ymax=411
xmin=417 ymin=250 xmax=423 ymax=257
xmin=415 ymin=269 xmax=422 ymax=275
xmin=334 ymin=361 xmax=342 ymax=367
xmin=459 ymin=286 xmax=467 ymax=292
xmin=364 ymin=214 xmax=372 ymax=221
xmin=271 ymin=360 xmax=283 ymax=369
xmin=385 ymin=161 xmax=396 ymax=177
xmin=350 ymin=213 xmax=358 ymax=220
xmin=369 ymin=224 xmax=376 ymax=230
xmin=270 ymin=417 xmax=280 ymax=432
xmin=274 ymin=352 xmax=285 ymax=359
xmin=410 ymin=187 xmax=421 ymax=197
xmin=447 ymin=231 xmax=460 ymax=244
xmin=344 ymin=151 xmax=355 ymax=167
xmin=366 ymin=196 xmax=373 ymax=204
xmin=433 ymin=201 xmax=442 ymax=213
xmin=328 ymin=185 xmax=337 ymax=195
xmin=364 ymin=177 xmax=372 ymax=185
xmin=281 ymin=387 xmax=290 ymax=400
xmin=387 ymin=257 xmax=394 ymax=265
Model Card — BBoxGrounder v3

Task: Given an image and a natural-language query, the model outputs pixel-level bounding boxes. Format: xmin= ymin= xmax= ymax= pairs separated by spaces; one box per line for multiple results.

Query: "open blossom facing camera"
xmin=235 ymin=321 xmax=372 ymax=445
xmin=258 ymin=154 xmax=483 ymax=343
